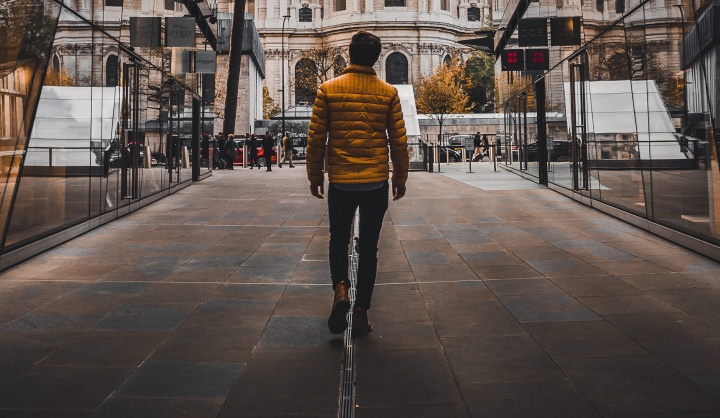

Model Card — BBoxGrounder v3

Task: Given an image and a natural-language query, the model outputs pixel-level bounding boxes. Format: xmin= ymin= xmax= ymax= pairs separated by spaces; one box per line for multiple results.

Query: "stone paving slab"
xmin=0 ymin=163 xmax=719 ymax=416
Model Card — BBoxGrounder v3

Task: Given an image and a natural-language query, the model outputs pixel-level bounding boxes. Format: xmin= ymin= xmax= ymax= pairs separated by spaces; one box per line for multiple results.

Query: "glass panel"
xmin=545 ymin=60 xmax=572 ymax=187
xmin=0 ymin=0 xmax=62 ymax=249
xmin=385 ymin=0 xmax=404 ymax=6
xmin=640 ymin=2 xmax=718 ymax=242
xmin=335 ymin=0 xmax=346 ymax=11
xmin=2 ymin=0 xmax=202 ymax=252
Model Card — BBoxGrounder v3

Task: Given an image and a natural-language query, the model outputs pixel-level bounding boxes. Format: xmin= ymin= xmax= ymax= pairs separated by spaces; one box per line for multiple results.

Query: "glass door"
xmin=120 ymin=61 xmax=141 ymax=201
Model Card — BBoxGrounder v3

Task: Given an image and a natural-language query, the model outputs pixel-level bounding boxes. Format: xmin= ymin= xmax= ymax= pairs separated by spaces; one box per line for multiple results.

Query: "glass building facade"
xmin=0 ymin=0 xmax=216 ymax=267
xmin=495 ymin=0 xmax=720 ymax=258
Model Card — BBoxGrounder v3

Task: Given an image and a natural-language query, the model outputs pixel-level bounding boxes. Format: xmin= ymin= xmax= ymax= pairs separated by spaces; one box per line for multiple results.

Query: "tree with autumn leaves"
xmin=292 ymin=42 xmax=347 ymax=104
xmin=415 ymin=59 xmax=473 ymax=142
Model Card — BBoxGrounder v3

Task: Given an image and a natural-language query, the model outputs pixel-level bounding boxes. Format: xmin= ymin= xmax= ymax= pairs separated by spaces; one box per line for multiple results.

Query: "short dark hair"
xmin=349 ymin=31 xmax=381 ymax=67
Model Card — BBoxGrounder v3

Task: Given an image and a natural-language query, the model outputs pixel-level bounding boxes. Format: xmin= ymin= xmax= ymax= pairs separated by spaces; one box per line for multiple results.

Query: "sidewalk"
xmin=1 ymin=163 xmax=720 ymax=417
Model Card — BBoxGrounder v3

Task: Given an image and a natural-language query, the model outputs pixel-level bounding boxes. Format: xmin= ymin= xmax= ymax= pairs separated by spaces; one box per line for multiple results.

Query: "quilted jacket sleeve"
xmin=387 ymin=92 xmax=409 ymax=188
xmin=306 ymin=88 xmax=328 ymax=184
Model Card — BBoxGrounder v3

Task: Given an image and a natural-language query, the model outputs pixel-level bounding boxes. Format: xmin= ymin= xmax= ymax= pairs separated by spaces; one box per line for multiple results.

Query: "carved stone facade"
xmin=214 ymin=0 xmax=491 ymax=107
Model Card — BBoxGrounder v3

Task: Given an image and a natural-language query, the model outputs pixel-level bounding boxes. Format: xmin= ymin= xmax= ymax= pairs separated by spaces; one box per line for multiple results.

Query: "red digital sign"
xmin=501 ymin=49 xmax=525 ymax=71
xmin=526 ymin=49 xmax=550 ymax=71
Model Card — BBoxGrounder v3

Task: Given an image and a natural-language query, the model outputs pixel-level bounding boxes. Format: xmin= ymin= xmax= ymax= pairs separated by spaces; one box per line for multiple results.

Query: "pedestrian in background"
xmin=218 ymin=132 xmax=227 ymax=156
xmin=248 ymin=134 xmax=260 ymax=169
xmin=278 ymin=131 xmax=295 ymax=168
xmin=261 ymin=131 xmax=274 ymax=171
xmin=481 ymin=134 xmax=490 ymax=161
xmin=472 ymin=131 xmax=482 ymax=162
xmin=213 ymin=132 xmax=225 ymax=169
xmin=224 ymin=133 xmax=237 ymax=169
xmin=307 ymin=30 xmax=409 ymax=337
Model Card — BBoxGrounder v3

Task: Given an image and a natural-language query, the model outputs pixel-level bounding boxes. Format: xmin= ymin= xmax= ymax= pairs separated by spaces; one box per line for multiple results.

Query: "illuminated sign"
xmin=526 ymin=49 xmax=550 ymax=71
xmin=550 ymin=16 xmax=582 ymax=46
xmin=501 ymin=49 xmax=525 ymax=71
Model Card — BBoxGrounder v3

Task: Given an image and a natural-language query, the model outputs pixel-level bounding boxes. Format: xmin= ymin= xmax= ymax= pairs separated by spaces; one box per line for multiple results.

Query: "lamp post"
xmin=281 ymin=15 xmax=290 ymax=138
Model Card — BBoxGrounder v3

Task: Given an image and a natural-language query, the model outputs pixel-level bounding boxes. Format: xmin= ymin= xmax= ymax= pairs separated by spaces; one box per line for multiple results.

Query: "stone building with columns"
xmin=240 ymin=0 xmax=492 ymax=108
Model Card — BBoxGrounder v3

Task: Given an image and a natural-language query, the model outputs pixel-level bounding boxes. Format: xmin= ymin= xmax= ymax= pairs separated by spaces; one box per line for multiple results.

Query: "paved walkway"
xmin=1 ymin=162 xmax=720 ymax=417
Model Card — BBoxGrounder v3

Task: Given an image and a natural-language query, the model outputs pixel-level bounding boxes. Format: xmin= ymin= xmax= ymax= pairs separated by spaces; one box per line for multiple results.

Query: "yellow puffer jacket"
xmin=307 ymin=64 xmax=409 ymax=187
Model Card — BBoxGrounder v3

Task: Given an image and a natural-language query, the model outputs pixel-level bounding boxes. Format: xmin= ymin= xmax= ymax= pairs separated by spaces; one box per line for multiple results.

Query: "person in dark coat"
xmin=481 ymin=134 xmax=490 ymax=160
xmin=472 ymin=132 xmax=482 ymax=161
xmin=217 ymin=132 xmax=226 ymax=157
xmin=248 ymin=134 xmax=260 ymax=169
xmin=224 ymin=134 xmax=237 ymax=169
xmin=213 ymin=133 xmax=223 ymax=169
xmin=261 ymin=131 xmax=274 ymax=171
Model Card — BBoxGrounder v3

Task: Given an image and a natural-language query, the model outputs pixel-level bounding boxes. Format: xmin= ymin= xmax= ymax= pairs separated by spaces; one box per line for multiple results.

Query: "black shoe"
xmin=290 ymin=164 xmax=295 ymax=168
xmin=352 ymin=306 xmax=372 ymax=336
xmin=266 ymin=169 xmax=272 ymax=172
xmin=278 ymin=164 xmax=282 ymax=168
xmin=328 ymin=282 xmax=351 ymax=334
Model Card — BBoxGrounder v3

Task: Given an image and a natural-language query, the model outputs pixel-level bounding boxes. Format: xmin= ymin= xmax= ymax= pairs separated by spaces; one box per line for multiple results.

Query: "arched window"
xmin=468 ymin=6 xmax=480 ymax=21
xmin=443 ymin=55 xmax=451 ymax=66
xmin=106 ymin=55 xmax=118 ymax=87
xmin=295 ymin=58 xmax=317 ymax=104
xmin=52 ymin=55 xmax=60 ymax=73
xmin=385 ymin=0 xmax=404 ymax=6
xmin=333 ymin=55 xmax=347 ymax=78
xmin=385 ymin=52 xmax=408 ymax=85
xmin=299 ymin=7 xmax=312 ymax=22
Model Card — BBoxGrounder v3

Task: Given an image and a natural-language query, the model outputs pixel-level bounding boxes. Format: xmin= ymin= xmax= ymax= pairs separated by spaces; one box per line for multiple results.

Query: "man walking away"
xmin=261 ymin=131 xmax=274 ymax=171
xmin=307 ymin=31 xmax=409 ymax=337
xmin=278 ymin=131 xmax=295 ymax=168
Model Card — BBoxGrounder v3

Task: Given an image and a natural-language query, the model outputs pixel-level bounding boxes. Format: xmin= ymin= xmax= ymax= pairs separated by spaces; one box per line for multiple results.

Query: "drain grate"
xmin=338 ymin=210 xmax=360 ymax=418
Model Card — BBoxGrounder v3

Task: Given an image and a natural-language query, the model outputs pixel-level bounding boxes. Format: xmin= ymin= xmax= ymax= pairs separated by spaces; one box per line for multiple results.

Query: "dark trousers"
xmin=328 ymin=182 xmax=388 ymax=310
xmin=264 ymin=154 xmax=272 ymax=169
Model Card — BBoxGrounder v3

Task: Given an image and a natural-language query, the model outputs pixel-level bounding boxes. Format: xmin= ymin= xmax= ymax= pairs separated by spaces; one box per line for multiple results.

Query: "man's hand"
xmin=392 ymin=183 xmax=406 ymax=201
xmin=310 ymin=181 xmax=325 ymax=199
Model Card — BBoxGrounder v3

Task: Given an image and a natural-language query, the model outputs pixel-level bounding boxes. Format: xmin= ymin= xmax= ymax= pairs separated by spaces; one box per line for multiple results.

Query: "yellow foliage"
xmin=44 ymin=68 xmax=75 ymax=86
xmin=416 ymin=62 xmax=472 ymax=121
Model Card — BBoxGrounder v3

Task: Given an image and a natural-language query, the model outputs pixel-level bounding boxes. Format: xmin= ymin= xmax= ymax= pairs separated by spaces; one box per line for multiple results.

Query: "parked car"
xmin=108 ymin=148 xmax=154 ymax=168
xmin=447 ymin=134 xmax=474 ymax=152
xmin=232 ymin=139 xmax=277 ymax=167
xmin=525 ymin=140 xmax=572 ymax=162
xmin=436 ymin=146 xmax=463 ymax=163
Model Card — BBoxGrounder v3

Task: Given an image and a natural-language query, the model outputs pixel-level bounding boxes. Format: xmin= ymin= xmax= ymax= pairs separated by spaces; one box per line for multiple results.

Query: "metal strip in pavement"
xmin=338 ymin=209 xmax=359 ymax=418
